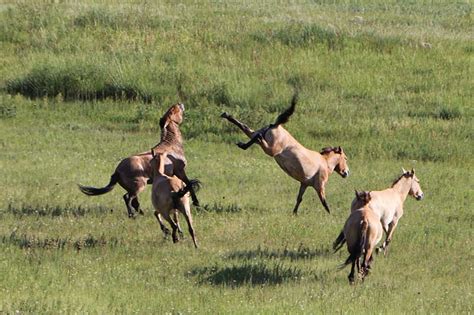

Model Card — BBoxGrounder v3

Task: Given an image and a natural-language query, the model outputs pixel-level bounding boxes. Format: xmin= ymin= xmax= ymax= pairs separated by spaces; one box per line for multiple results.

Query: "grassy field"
xmin=0 ymin=1 xmax=472 ymax=313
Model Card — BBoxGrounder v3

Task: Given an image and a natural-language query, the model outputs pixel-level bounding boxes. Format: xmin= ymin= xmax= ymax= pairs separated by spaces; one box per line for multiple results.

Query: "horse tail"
xmin=78 ymin=172 xmax=120 ymax=196
xmin=339 ymin=219 xmax=368 ymax=269
xmin=171 ymin=179 xmax=201 ymax=202
xmin=273 ymin=90 xmax=298 ymax=126
xmin=333 ymin=230 xmax=346 ymax=253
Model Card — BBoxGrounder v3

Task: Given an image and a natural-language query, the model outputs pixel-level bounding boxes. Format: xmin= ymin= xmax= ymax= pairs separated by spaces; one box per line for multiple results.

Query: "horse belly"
xmin=274 ymin=151 xmax=311 ymax=183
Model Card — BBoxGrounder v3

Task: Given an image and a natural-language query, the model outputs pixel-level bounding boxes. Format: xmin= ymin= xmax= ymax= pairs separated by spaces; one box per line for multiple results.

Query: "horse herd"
xmin=79 ymin=94 xmax=424 ymax=284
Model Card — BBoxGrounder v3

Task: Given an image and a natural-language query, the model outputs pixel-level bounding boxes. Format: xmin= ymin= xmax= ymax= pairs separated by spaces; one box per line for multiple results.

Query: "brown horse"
xmin=334 ymin=168 xmax=424 ymax=255
xmin=221 ymin=93 xmax=349 ymax=214
xmin=336 ymin=190 xmax=383 ymax=284
xmin=151 ymin=151 xmax=200 ymax=248
xmin=78 ymin=103 xmax=199 ymax=218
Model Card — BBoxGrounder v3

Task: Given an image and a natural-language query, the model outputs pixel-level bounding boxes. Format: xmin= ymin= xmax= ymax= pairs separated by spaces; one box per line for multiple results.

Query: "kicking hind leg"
xmin=220 ymin=112 xmax=255 ymax=138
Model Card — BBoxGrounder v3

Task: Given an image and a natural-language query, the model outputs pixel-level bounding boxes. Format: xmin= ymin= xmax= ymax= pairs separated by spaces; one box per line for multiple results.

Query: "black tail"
xmin=273 ymin=90 xmax=298 ymax=126
xmin=339 ymin=220 xmax=368 ymax=269
xmin=78 ymin=173 xmax=120 ymax=196
xmin=333 ymin=230 xmax=346 ymax=253
xmin=171 ymin=179 xmax=201 ymax=202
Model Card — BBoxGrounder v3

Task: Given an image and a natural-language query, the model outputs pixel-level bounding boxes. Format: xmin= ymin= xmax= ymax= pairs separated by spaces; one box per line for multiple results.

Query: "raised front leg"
xmin=293 ymin=184 xmax=308 ymax=215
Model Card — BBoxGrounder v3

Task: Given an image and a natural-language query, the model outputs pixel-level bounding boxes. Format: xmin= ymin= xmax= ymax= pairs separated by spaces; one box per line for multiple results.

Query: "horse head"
xmin=402 ymin=168 xmax=424 ymax=201
xmin=160 ymin=103 xmax=185 ymax=129
xmin=355 ymin=190 xmax=371 ymax=204
xmin=320 ymin=146 xmax=349 ymax=178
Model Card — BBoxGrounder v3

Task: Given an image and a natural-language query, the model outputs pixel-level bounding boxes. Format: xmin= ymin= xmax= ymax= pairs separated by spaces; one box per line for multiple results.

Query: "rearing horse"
xmin=221 ymin=93 xmax=349 ymax=214
xmin=78 ymin=103 xmax=199 ymax=218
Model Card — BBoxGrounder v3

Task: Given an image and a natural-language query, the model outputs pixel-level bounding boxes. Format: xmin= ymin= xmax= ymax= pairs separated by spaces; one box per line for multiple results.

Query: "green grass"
xmin=0 ymin=1 xmax=472 ymax=313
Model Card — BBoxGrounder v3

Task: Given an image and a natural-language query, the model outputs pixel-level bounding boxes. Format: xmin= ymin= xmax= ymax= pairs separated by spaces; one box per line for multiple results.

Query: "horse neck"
xmin=162 ymin=121 xmax=184 ymax=150
xmin=323 ymin=153 xmax=339 ymax=173
xmin=391 ymin=177 xmax=411 ymax=201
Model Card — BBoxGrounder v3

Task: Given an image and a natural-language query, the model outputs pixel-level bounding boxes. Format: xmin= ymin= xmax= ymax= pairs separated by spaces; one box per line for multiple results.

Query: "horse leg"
xmin=377 ymin=222 xmax=390 ymax=254
xmin=383 ymin=219 xmax=399 ymax=256
xmin=163 ymin=212 xmax=179 ymax=243
xmin=178 ymin=200 xmax=198 ymax=248
xmin=221 ymin=113 xmax=272 ymax=152
xmin=122 ymin=193 xmax=135 ymax=218
xmin=174 ymin=167 xmax=200 ymax=207
xmin=131 ymin=198 xmax=144 ymax=215
xmin=173 ymin=212 xmax=184 ymax=238
xmin=292 ymin=184 xmax=308 ymax=215
xmin=315 ymin=182 xmax=330 ymax=214
xmin=361 ymin=247 xmax=374 ymax=280
xmin=348 ymin=259 xmax=356 ymax=284
xmin=154 ymin=211 xmax=170 ymax=237
xmin=220 ymin=112 xmax=255 ymax=138
xmin=237 ymin=131 xmax=264 ymax=150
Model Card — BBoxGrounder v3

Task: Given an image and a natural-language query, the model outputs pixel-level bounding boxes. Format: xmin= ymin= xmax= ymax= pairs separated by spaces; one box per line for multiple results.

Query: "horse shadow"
xmin=190 ymin=261 xmax=302 ymax=287
xmin=189 ymin=244 xmax=330 ymax=287
xmin=226 ymin=243 xmax=331 ymax=262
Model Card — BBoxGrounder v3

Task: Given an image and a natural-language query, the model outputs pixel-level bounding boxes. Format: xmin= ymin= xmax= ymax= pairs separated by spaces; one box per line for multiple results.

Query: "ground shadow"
xmin=190 ymin=261 xmax=302 ymax=287
xmin=226 ymin=243 xmax=330 ymax=262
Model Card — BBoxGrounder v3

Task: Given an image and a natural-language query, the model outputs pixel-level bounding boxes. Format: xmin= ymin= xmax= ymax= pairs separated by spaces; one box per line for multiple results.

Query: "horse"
xmin=333 ymin=168 xmax=424 ymax=255
xmin=151 ymin=151 xmax=200 ymax=248
xmin=78 ymin=103 xmax=200 ymax=218
xmin=336 ymin=190 xmax=383 ymax=284
xmin=221 ymin=93 xmax=349 ymax=214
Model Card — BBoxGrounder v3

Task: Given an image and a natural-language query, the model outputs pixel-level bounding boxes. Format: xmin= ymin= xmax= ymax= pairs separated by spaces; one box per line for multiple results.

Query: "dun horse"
xmin=151 ymin=151 xmax=200 ymax=248
xmin=78 ymin=103 xmax=199 ymax=218
xmin=336 ymin=191 xmax=383 ymax=284
xmin=221 ymin=93 xmax=349 ymax=214
xmin=334 ymin=168 xmax=424 ymax=255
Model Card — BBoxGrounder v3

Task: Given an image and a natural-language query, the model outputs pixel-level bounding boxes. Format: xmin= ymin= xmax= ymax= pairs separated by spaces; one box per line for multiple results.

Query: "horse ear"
xmin=411 ymin=168 xmax=415 ymax=174
xmin=338 ymin=146 xmax=342 ymax=153
xmin=366 ymin=191 xmax=372 ymax=202
xmin=401 ymin=167 xmax=407 ymax=174
xmin=354 ymin=189 xmax=359 ymax=197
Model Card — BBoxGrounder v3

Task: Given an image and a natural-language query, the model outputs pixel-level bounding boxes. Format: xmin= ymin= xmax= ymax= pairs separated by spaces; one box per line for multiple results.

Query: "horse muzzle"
xmin=416 ymin=193 xmax=424 ymax=200
xmin=340 ymin=170 xmax=349 ymax=178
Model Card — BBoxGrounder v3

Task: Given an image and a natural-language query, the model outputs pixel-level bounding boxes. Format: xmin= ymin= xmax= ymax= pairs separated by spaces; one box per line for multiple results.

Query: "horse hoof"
xmin=139 ymin=210 xmax=144 ymax=215
xmin=220 ymin=112 xmax=229 ymax=118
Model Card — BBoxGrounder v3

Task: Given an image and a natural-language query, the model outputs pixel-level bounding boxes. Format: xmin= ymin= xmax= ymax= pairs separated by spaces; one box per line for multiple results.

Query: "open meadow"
xmin=0 ymin=0 xmax=472 ymax=313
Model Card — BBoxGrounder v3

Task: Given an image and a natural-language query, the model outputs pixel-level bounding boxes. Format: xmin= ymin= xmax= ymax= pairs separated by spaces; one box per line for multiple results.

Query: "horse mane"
xmin=319 ymin=146 xmax=343 ymax=155
xmin=391 ymin=173 xmax=412 ymax=187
